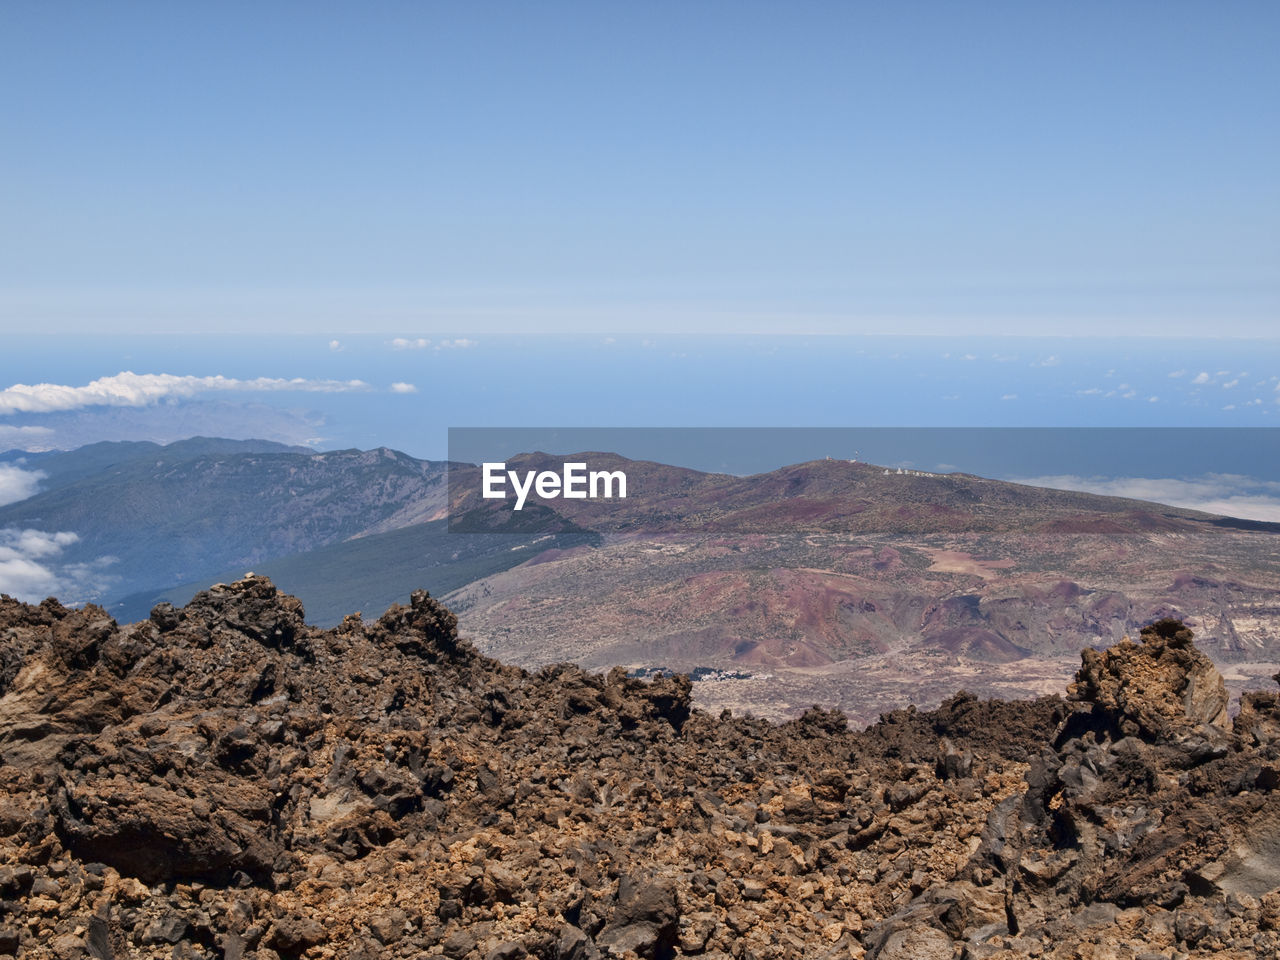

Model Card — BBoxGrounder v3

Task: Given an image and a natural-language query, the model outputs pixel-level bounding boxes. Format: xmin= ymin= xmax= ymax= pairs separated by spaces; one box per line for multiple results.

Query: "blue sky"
xmin=2 ymin=2 xmax=1277 ymax=336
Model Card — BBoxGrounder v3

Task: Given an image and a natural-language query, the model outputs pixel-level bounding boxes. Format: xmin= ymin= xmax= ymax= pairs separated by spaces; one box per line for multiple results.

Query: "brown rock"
xmin=1068 ymin=619 xmax=1229 ymax=738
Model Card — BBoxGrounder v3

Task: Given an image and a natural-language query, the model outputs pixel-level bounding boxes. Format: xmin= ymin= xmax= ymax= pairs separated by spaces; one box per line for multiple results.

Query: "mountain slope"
xmin=0 ymin=445 xmax=449 ymax=599
xmin=109 ymin=519 xmax=599 ymax=627
xmin=442 ymin=458 xmax=1280 ymax=723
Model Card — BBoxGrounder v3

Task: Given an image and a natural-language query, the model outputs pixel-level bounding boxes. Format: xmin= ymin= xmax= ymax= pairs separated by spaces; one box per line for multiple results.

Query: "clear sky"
xmin=2 ymin=2 xmax=1277 ymax=336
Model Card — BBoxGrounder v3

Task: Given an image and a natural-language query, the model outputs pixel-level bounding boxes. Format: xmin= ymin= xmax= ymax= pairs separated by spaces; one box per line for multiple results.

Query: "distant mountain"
xmin=2 ymin=439 xmax=1277 ymax=725
xmin=449 ymin=453 xmax=1244 ymax=535
xmin=0 ymin=442 xmax=451 ymax=601
xmin=442 ymin=455 xmax=1280 ymax=722
xmin=0 ymin=436 xmax=312 ymax=492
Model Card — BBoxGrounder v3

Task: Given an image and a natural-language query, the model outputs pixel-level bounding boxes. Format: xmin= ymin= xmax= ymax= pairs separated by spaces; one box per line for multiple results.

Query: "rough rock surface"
xmin=0 ymin=577 xmax=1277 ymax=958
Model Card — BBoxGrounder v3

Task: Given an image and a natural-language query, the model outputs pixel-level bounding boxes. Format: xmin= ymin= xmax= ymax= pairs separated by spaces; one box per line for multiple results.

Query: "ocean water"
xmin=2 ymin=333 xmax=1278 ymax=466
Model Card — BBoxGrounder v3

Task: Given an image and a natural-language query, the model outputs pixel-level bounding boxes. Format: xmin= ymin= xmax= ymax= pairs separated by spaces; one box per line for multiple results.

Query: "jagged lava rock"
xmin=0 ymin=579 xmax=1277 ymax=959
xmin=1068 ymin=617 xmax=1230 ymax=739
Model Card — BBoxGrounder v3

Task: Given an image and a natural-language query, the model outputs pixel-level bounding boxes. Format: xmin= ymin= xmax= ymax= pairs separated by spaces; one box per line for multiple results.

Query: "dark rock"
xmin=266 ymin=916 xmax=325 ymax=952
xmin=441 ymin=929 xmax=478 ymax=959
xmin=141 ymin=912 xmax=188 ymax=944
xmin=150 ymin=602 xmax=181 ymax=633
xmin=555 ymin=925 xmax=595 ymax=960
xmin=597 ymin=875 xmax=679 ymax=959
xmin=937 ymin=738 xmax=974 ymax=780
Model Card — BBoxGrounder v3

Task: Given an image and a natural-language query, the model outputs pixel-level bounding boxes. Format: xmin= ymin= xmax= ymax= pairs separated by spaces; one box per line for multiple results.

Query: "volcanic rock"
xmin=1068 ymin=617 xmax=1230 ymax=739
xmin=0 ymin=577 xmax=1276 ymax=958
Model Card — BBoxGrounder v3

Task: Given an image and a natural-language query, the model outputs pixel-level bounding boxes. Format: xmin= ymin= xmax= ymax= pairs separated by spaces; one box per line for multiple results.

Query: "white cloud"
xmin=1192 ymin=372 xmax=1211 ymax=384
xmin=1001 ymin=393 xmax=1018 ymax=401
xmin=1035 ymin=355 xmax=1060 ymax=367
xmin=328 ymin=339 xmax=344 ymax=352
xmin=1121 ymin=390 xmax=1137 ymax=399
xmin=0 ymin=556 xmax=61 ymax=600
xmin=8 ymin=529 xmax=78 ymax=558
xmin=389 ymin=337 xmax=476 ymax=352
xmin=1148 ymin=396 xmax=1159 ymax=403
xmin=1011 ymin=474 xmax=1280 ymax=523
xmin=1223 ymin=379 xmax=1240 ymax=389
xmin=390 ymin=382 xmax=418 ymax=394
xmin=0 ymin=465 xmax=44 ymax=506
xmin=0 ymin=528 xmax=115 ymax=603
xmin=1223 ymin=404 xmax=1236 ymax=411
xmin=1168 ymin=370 xmax=1187 ymax=378
xmin=0 ymin=372 xmax=368 ymax=416
xmin=963 ymin=353 xmax=977 ymax=361
xmin=1077 ymin=388 xmax=1103 ymax=395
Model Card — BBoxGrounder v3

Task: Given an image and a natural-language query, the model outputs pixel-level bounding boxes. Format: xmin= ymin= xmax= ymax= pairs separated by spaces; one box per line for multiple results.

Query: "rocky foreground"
xmin=1 ymin=578 xmax=1278 ymax=959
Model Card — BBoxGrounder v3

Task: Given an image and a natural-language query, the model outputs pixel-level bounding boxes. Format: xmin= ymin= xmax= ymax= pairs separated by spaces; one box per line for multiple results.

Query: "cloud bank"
xmin=0 ymin=372 xmax=369 ymax=416
xmin=0 ymin=465 xmax=44 ymax=507
xmin=0 ymin=425 xmax=55 ymax=447
xmin=390 ymin=338 xmax=477 ymax=351
xmin=0 ymin=528 xmax=115 ymax=604
xmin=1012 ymin=474 xmax=1280 ymax=523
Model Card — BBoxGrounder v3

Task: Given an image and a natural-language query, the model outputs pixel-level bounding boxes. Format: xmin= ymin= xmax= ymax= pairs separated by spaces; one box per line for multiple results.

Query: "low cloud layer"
xmin=390 ymin=338 xmax=477 ymax=351
xmin=0 ymin=528 xmax=115 ymax=604
xmin=0 ymin=465 xmax=44 ymax=507
xmin=0 ymin=425 xmax=55 ymax=447
xmin=0 ymin=400 xmax=331 ymax=454
xmin=0 ymin=372 xmax=369 ymax=416
xmin=1013 ymin=474 xmax=1280 ymax=523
